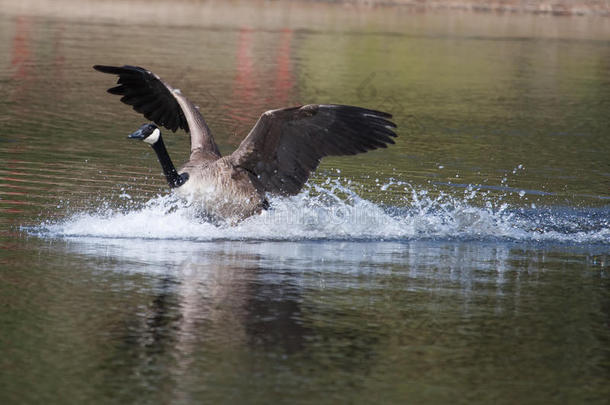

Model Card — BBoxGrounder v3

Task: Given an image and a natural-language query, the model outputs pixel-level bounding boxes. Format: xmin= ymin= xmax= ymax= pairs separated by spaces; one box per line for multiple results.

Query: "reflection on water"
xmin=0 ymin=1 xmax=609 ymax=403
xmin=1 ymin=236 xmax=608 ymax=403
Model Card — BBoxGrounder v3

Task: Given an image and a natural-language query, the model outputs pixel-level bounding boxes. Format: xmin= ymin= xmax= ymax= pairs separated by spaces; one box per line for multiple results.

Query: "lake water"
xmin=0 ymin=1 xmax=609 ymax=403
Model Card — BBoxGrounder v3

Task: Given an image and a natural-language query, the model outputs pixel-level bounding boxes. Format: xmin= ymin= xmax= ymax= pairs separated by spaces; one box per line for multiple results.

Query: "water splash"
xmin=30 ymin=179 xmax=609 ymax=244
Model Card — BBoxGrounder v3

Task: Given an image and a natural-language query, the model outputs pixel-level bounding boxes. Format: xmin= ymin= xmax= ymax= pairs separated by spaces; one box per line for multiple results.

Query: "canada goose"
xmin=94 ymin=65 xmax=397 ymax=221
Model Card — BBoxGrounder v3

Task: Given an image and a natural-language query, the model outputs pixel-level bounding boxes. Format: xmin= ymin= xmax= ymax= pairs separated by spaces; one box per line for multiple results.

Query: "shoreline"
xmin=0 ymin=0 xmax=608 ymax=17
xmin=0 ymin=0 xmax=609 ymax=43
xmin=311 ymin=0 xmax=610 ymax=17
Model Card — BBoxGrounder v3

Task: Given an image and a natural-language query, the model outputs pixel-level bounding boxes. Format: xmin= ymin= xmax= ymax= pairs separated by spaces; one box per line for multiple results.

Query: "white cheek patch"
xmin=144 ymin=128 xmax=161 ymax=144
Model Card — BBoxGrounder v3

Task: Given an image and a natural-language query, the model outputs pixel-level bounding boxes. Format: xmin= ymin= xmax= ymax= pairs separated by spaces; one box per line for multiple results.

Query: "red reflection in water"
xmin=227 ymin=28 xmax=296 ymax=144
xmin=272 ymin=29 xmax=294 ymax=107
xmin=3 ymin=158 xmax=27 ymax=180
xmin=0 ymin=210 xmax=24 ymax=215
xmin=6 ymin=17 xmax=66 ymax=157
xmin=0 ymin=200 xmax=34 ymax=206
xmin=11 ymin=16 xmax=31 ymax=80
xmin=0 ymin=177 xmax=27 ymax=183
xmin=10 ymin=18 xmax=65 ymax=101
xmin=230 ymin=28 xmax=256 ymax=125
xmin=0 ymin=191 xmax=26 ymax=196
xmin=8 ymin=15 xmax=34 ymax=139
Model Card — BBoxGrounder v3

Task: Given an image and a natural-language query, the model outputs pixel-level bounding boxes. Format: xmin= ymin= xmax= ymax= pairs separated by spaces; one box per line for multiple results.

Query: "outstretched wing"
xmin=230 ymin=104 xmax=397 ymax=195
xmin=93 ymin=65 xmax=220 ymax=158
xmin=94 ymin=65 xmax=188 ymax=132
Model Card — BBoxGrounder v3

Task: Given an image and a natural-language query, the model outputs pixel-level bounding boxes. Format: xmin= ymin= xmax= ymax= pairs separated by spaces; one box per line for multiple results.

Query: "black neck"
xmin=151 ymin=136 xmax=188 ymax=188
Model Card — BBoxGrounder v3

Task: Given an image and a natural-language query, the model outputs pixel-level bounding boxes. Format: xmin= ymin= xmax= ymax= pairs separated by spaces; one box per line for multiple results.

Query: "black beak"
xmin=128 ymin=128 xmax=146 ymax=140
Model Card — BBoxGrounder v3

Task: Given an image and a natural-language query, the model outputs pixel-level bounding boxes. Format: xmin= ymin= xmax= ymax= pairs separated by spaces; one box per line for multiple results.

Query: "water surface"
xmin=0 ymin=2 xmax=609 ymax=404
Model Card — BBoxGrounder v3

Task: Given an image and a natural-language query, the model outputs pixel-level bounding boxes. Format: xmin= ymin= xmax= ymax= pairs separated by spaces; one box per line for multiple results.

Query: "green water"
xmin=0 ymin=2 xmax=608 ymax=404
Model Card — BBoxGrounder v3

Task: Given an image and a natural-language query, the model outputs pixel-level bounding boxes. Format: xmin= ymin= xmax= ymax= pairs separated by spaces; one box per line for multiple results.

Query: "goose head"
xmin=129 ymin=123 xmax=161 ymax=144
xmin=127 ymin=123 xmax=189 ymax=188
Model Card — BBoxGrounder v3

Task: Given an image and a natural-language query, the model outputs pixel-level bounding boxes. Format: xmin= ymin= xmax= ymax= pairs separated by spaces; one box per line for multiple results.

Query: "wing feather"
xmin=230 ymin=104 xmax=397 ymax=196
xmin=95 ymin=64 xmax=189 ymax=132
xmin=93 ymin=64 xmax=220 ymax=159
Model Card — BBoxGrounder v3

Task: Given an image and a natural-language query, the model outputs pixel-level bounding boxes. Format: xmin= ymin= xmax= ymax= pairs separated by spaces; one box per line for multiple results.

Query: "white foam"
xmin=32 ymin=180 xmax=609 ymax=244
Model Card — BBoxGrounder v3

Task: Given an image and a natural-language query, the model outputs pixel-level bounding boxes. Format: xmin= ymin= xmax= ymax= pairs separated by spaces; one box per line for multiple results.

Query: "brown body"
xmin=177 ymin=157 xmax=266 ymax=221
